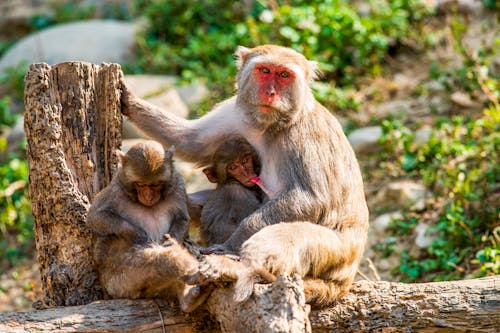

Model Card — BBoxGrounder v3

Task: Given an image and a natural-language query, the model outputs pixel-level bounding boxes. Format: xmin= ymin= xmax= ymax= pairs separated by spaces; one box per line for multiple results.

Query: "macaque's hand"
xmin=119 ymin=77 xmax=136 ymax=116
xmin=162 ymin=233 xmax=177 ymax=247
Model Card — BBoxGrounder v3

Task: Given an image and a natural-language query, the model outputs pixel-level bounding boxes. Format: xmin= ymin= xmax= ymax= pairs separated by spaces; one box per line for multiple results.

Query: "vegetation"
xmin=377 ymin=17 xmax=499 ymax=281
xmin=0 ymin=0 xmax=498 ymax=287
xmin=128 ymin=0 xmax=431 ymax=108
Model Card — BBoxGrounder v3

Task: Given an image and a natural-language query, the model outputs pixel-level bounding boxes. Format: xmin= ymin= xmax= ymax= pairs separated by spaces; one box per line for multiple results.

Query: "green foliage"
xmin=0 ymin=62 xmax=28 ymax=102
xmin=375 ymin=15 xmax=500 ymax=281
xmin=379 ymin=104 xmax=499 ymax=282
xmin=0 ymin=157 xmax=33 ymax=268
xmin=29 ymin=1 xmax=131 ymax=31
xmin=128 ymin=0 xmax=430 ymax=101
xmin=0 ymin=97 xmax=18 ymax=130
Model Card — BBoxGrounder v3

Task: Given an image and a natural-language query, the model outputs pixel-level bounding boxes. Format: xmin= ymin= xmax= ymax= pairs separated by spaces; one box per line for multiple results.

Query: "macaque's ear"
xmin=235 ymin=46 xmax=251 ymax=70
xmin=165 ymin=145 xmax=176 ymax=159
xmin=202 ymin=167 xmax=218 ymax=183
xmin=308 ymin=60 xmax=320 ymax=81
xmin=116 ymin=149 xmax=126 ymax=163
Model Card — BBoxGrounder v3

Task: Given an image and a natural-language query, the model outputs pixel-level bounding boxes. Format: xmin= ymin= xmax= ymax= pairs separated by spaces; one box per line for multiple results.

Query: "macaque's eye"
xmin=228 ymin=163 xmax=238 ymax=171
xmin=260 ymin=67 xmax=271 ymax=74
xmin=241 ymin=155 xmax=251 ymax=164
xmin=279 ymin=71 xmax=290 ymax=78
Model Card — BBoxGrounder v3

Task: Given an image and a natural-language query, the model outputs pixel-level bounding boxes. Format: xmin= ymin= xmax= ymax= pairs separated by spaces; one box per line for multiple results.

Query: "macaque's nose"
xmin=266 ymin=85 xmax=276 ymax=97
xmin=143 ymin=187 xmax=155 ymax=200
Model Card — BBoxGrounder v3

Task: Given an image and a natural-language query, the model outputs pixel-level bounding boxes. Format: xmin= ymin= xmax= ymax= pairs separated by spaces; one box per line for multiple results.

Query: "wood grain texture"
xmin=23 ymin=62 xmax=122 ymax=307
xmin=1 ymin=277 xmax=498 ymax=332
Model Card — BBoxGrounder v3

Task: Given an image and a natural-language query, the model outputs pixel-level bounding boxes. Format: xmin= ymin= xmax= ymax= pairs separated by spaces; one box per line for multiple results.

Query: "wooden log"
xmin=1 ymin=277 xmax=498 ymax=333
xmin=23 ymin=62 xmax=122 ymax=307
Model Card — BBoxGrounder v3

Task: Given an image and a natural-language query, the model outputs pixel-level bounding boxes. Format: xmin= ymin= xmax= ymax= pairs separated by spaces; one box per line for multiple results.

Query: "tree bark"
xmin=23 ymin=62 xmax=122 ymax=307
xmin=0 ymin=277 xmax=498 ymax=333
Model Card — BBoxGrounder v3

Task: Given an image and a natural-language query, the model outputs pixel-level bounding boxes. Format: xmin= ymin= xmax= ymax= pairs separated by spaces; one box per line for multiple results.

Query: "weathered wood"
xmin=311 ymin=276 xmax=500 ymax=333
xmin=23 ymin=62 xmax=122 ymax=307
xmin=208 ymin=275 xmax=311 ymax=333
xmin=1 ymin=277 xmax=498 ymax=333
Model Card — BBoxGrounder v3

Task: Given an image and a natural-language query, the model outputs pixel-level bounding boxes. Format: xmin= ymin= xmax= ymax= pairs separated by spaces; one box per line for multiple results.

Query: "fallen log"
xmin=0 ymin=276 xmax=498 ymax=333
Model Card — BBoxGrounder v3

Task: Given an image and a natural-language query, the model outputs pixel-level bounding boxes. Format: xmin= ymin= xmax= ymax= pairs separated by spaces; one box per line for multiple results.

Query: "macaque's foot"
xmin=199 ymin=254 xmax=240 ymax=287
xmin=180 ymin=284 xmax=215 ymax=313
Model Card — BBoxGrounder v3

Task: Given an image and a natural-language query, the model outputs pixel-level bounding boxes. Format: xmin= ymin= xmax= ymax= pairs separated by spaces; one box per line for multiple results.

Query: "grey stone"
xmin=177 ymin=83 xmax=210 ymax=108
xmin=414 ymin=223 xmax=438 ymax=248
xmin=372 ymin=99 xmax=412 ymax=118
xmin=0 ymin=20 xmax=136 ymax=73
xmin=372 ymin=181 xmax=428 ymax=211
xmin=347 ymin=126 xmax=382 ymax=153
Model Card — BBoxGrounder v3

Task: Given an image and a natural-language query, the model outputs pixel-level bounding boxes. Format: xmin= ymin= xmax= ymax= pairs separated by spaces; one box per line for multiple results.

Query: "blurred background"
xmin=0 ymin=0 xmax=498 ymax=313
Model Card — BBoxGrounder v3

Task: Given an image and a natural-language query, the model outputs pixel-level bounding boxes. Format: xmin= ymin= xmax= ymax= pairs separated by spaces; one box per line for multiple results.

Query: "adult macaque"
xmin=200 ymin=136 xmax=266 ymax=246
xmin=121 ymin=45 xmax=369 ymax=305
xmin=87 ymin=140 xmax=207 ymax=312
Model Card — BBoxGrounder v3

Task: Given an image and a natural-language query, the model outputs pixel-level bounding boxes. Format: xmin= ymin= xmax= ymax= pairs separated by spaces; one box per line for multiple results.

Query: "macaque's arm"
xmin=87 ymin=208 xmax=147 ymax=243
xmin=121 ymin=80 xmax=242 ymax=166
xmin=167 ymin=210 xmax=190 ymax=242
xmin=202 ymin=186 xmax=320 ymax=254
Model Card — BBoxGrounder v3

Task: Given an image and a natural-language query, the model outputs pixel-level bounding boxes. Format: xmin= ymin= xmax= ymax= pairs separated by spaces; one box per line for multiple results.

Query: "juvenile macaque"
xmin=121 ymin=45 xmax=369 ymax=305
xmin=86 ymin=140 xmax=207 ymax=312
xmin=200 ymin=136 xmax=266 ymax=246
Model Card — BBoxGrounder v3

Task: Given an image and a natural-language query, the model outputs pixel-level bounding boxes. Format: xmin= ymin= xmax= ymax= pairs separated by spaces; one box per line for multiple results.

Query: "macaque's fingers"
xmin=162 ymin=234 xmax=175 ymax=247
xmin=200 ymin=244 xmax=227 ymax=255
xmin=182 ymin=271 xmax=202 ymax=285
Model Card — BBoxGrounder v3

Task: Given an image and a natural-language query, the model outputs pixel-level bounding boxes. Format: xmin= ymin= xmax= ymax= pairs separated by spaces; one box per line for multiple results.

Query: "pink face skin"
xmin=226 ymin=154 xmax=258 ymax=187
xmin=135 ymin=183 xmax=163 ymax=207
xmin=253 ymin=63 xmax=295 ymax=113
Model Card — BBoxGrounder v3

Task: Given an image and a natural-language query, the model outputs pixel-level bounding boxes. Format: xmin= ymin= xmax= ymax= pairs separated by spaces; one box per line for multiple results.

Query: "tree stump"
xmin=23 ymin=62 xmax=122 ymax=307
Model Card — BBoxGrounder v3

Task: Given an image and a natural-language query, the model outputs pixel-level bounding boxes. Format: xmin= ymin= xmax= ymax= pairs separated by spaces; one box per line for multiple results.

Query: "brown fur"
xmin=87 ymin=140 xmax=208 ymax=312
xmin=200 ymin=137 xmax=266 ymax=246
xmin=122 ymin=45 xmax=369 ymax=306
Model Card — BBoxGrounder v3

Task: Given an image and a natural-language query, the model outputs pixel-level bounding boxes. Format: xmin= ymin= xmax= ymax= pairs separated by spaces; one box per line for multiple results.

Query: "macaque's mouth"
xmin=258 ymin=105 xmax=275 ymax=114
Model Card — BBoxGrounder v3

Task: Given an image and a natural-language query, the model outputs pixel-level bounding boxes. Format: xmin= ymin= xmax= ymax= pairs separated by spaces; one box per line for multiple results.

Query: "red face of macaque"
xmin=253 ymin=63 xmax=295 ymax=114
xmin=227 ymin=154 xmax=258 ymax=187
xmin=135 ymin=182 xmax=164 ymax=207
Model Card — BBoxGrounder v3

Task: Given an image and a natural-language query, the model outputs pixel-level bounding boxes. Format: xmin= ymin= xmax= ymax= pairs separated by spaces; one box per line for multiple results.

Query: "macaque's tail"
xmin=303 ymin=278 xmax=351 ymax=307
xmin=233 ymin=267 xmax=276 ymax=302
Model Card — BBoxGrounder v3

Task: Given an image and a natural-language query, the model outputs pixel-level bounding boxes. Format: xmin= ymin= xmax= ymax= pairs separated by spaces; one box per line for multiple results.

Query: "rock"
xmin=371 ymin=99 xmax=412 ymax=118
xmin=370 ymin=212 xmax=403 ymax=237
xmin=122 ymin=75 xmax=177 ymax=100
xmin=372 ymin=181 xmax=428 ymax=211
xmin=0 ymin=20 xmax=136 ymax=73
xmin=146 ymin=89 xmax=189 ymax=119
xmin=414 ymin=222 xmax=438 ymax=248
xmin=415 ymin=125 xmax=432 ymax=144
xmin=423 ymin=80 xmax=446 ymax=93
xmin=177 ymin=82 xmax=210 ymax=108
xmin=347 ymin=126 xmax=382 ymax=153
xmin=450 ymin=91 xmax=478 ymax=108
